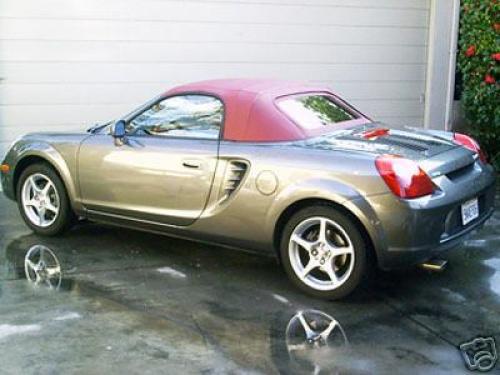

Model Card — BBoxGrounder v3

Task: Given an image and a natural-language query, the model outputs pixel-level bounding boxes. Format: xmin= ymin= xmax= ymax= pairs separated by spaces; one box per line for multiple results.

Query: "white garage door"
xmin=0 ymin=0 xmax=430 ymax=159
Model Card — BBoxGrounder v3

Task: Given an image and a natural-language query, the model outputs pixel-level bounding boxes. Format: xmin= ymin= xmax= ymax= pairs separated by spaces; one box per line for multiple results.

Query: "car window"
xmin=128 ymin=95 xmax=223 ymax=139
xmin=277 ymin=94 xmax=358 ymax=130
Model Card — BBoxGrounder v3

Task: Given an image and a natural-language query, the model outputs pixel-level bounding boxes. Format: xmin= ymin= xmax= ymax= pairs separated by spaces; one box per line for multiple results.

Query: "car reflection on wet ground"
xmin=0 ymin=191 xmax=499 ymax=374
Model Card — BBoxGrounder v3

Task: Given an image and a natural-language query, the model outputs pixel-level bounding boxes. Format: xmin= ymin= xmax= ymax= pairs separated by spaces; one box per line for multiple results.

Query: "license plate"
xmin=461 ymin=198 xmax=479 ymax=226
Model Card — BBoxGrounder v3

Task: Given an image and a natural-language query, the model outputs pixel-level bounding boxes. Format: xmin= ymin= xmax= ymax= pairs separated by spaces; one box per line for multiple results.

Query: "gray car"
xmin=1 ymin=79 xmax=496 ymax=299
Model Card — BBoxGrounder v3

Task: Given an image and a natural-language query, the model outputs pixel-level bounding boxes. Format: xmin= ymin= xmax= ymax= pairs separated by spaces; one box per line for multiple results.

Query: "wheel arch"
xmin=12 ymin=151 xmax=78 ymax=210
xmin=272 ymin=197 xmax=380 ymax=267
xmin=14 ymin=155 xmax=53 ymax=196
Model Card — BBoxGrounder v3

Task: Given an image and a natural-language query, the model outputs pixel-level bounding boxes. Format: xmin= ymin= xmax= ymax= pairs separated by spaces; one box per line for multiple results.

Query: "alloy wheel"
xmin=21 ymin=173 xmax=60 ymax=228
xmin=288 ymin=217 xmax=355 ymax=291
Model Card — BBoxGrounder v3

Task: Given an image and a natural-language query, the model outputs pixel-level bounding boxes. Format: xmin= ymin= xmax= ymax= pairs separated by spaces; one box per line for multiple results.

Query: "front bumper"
xmin=368 ymin=163 xmax=496 ymax=270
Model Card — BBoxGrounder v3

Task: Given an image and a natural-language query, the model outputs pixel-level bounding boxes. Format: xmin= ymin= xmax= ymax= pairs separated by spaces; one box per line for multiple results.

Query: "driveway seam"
xmin=379 ymin=293 xmax=457 ymax=347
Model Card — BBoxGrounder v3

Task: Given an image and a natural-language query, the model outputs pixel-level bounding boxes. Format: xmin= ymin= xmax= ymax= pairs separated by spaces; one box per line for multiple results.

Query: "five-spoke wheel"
xmin=281 ymin=205 xmax=368 ymax=299
xmin=21 ymin=173 xmax=60 ymax=227
xmin=289 ymin=217 xmax=355 ymax=292
xmin=17 ymin=163 xmax=74 ymax=235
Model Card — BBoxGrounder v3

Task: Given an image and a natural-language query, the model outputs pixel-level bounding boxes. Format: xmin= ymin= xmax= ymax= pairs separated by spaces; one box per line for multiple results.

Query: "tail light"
xmin=375 ymin=155 xmax=435 ymax=199
xmin=453 ymin=133 xmax=488 ymax=163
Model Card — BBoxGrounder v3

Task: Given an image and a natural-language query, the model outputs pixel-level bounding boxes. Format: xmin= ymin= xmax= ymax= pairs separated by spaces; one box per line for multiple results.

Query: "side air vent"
xmin=220 ymin=161 xmax=248 ymax=202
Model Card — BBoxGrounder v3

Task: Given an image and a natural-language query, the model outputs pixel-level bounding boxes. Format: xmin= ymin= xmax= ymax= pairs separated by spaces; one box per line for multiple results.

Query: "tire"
xmin=16 ymin=163 xmax=75 ymax=236
xmin=280 ymin=205 xmax=368 ymax=300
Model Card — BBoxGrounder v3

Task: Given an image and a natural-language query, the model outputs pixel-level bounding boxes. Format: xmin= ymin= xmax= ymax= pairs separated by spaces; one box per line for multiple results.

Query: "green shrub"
xmin=457 ymin=0 xmax=499 ymax=169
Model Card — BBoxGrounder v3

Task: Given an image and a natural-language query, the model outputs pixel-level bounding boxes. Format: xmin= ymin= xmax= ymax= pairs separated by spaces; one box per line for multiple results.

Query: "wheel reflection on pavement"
xmin=274 ymin=309 xmax=349 ymax=375
xmin=24 ymin=244 xmax=62 ymax=290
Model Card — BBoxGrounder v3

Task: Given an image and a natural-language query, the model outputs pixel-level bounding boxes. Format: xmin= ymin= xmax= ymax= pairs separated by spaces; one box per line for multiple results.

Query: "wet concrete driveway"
xmin=0 ymin=191 xmax=499 ymax=374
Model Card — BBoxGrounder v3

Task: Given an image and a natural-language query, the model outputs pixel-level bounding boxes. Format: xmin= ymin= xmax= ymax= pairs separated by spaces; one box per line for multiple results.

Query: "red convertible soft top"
xmin=165 ymin=79 xmax=369 ymax=142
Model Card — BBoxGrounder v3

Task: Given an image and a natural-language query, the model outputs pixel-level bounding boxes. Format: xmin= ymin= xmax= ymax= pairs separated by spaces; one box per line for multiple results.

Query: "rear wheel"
xmin=17 ymin=163 xmax=74 ymax=236
xmin=280 ymin=205 xmax=368 ymax=300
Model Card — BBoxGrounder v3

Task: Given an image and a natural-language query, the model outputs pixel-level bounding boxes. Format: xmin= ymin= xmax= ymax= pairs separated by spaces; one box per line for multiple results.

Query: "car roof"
xmin=164 ymin=79 xmax=365 ymax=142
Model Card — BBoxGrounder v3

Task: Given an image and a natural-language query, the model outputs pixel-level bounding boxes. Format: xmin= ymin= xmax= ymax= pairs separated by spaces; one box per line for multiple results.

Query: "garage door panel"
xmin=0 ymin=83 xmax=166 ymax=106
xmin=0 ymin=40 xmax=427 ymax=65
xmin=1 ymin=0 xmax=430 ymax=12
xmin=0 ymin=0 xmax=430 ymax=160
xmin=1 ymin=0 xmax=428 ymax=27
xmin=377 ymin=116 xmax=424 ymax=127
xmin=0 ymin=62 xmax=426 ymax=84
xmin=352 ymin=100 xmax=424 ymax=118
xmin=325 ymin=81 xmax=425 ymax=101
xmin=0 ymin=19 xmax=428 ymax=46
xmin=0 ymin=104 xmax=129 ymax=128
xmin=164 ymin=0 xmax=429 ymax=10
xmin=0 ymin=81 xmax=425 ymax=106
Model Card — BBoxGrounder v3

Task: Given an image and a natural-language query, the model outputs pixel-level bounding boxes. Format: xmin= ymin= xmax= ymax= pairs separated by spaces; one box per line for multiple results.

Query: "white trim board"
xmin=424 ymin=0 xmax=460 ymax=130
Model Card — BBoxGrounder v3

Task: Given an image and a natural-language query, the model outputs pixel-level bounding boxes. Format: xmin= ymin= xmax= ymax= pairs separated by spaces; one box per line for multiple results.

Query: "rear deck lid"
xmin=295 ymin=123 xmax=476 ymax=177
xmin=300 ymin=124 xmax=457 ymax=159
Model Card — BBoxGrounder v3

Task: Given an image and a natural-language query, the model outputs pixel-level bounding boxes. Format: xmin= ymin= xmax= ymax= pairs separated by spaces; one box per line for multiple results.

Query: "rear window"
xmin=277 ymin=94 xmax=358 ymax=130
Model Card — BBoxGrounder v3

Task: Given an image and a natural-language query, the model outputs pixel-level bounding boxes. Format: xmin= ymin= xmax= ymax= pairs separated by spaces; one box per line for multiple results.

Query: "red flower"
xmin=465 ymin=45 xmax=476 ymax=57
xmin=495 ymin=23 xmax=500 ymax=32
xmin=492 ymin=53 xmax=500 ymax=61
xmin=484 ymin=74 xmax=496 ymax=84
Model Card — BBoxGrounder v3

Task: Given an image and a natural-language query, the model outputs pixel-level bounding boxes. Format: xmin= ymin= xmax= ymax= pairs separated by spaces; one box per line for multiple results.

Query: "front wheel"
xmin=17 ymin=163 xmax=74 ymax=236
xmin=280 ymin=205 xmax=368 ymax=300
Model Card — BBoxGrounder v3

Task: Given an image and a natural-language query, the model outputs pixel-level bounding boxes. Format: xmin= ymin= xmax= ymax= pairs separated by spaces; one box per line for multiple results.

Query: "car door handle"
xmin=182 ymin=159 xmax=202 ymax=169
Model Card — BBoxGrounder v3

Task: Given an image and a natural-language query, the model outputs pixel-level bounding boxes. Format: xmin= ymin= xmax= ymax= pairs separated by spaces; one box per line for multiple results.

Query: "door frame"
xmin=424 ymin=0 xmax=461 ymax=131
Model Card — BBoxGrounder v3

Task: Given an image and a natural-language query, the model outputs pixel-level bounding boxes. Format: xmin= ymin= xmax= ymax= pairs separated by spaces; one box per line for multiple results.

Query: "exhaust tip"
xmin=420 ymin=259 xmax=448 ymax=272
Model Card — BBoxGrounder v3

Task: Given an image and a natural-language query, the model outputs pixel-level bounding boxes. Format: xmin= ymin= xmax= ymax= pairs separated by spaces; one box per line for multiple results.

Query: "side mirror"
xmin=112 ymin=120 xmax=126 ymax=138
xmin=112 ymin=120 xmax=127 ymax=146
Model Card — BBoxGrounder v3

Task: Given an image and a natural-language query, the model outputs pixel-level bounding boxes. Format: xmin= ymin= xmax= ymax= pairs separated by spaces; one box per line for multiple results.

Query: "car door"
xmin=78 ymin=94 xmax=223 ymax=226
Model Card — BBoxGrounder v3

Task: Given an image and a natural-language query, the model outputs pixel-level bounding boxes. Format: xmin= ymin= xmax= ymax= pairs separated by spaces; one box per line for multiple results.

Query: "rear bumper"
xmin=368 ymin=164 xmax=496 ymax=270
xmin=378 ymin=206 xmax=494 ymax=269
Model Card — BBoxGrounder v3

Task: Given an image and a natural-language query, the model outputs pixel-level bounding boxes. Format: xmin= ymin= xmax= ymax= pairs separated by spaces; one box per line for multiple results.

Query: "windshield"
xmin=277 ymin=94 xmax=360 ymax=130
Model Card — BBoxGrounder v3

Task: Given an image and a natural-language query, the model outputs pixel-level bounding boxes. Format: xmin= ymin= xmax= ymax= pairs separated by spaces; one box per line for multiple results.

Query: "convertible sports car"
xmin=1 ymin=79 xmax=496 ymax=299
